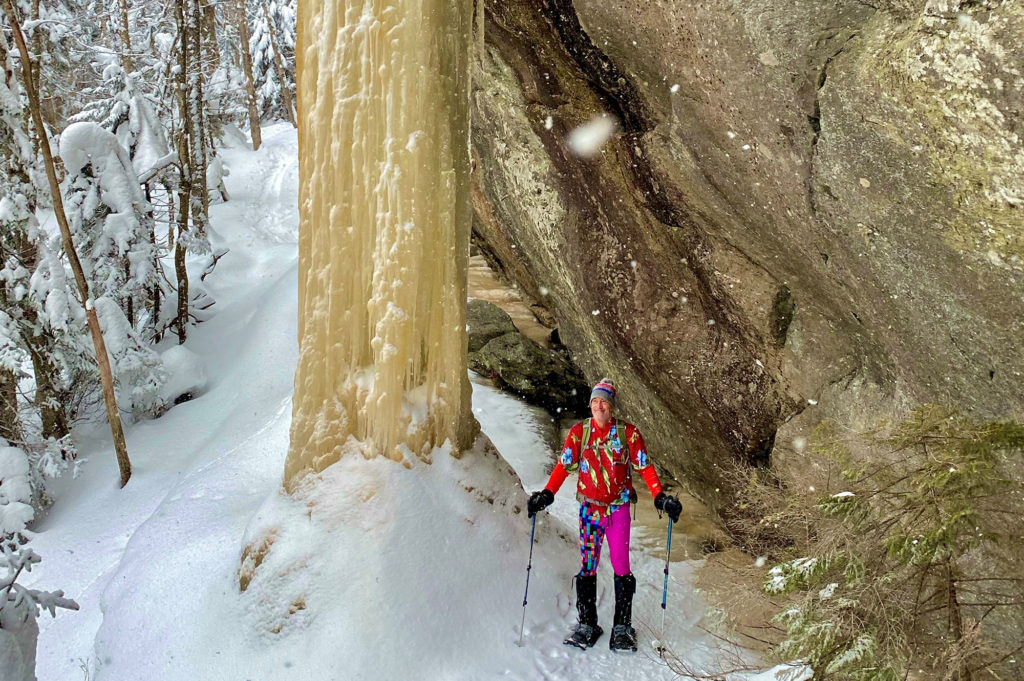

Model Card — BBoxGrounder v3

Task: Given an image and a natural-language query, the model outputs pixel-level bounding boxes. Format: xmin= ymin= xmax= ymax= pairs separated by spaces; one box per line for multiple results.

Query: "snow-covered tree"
xmin=2 ymin=0 xmax=133 ymax=486
xmin=0 ymin=29 xmax=76 ymax=447
xmin=0 ymin=445 xmax=78 ymax=681
xmin=59 ymin=121 xmax=167 ymax=415
xmin=249 ymin=0 xmax=294 ymax=125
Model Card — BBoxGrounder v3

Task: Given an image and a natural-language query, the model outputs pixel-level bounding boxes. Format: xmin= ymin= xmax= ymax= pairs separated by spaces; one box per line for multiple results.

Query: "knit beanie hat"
xmin=590 ymin=378 xmax=617 ymax=407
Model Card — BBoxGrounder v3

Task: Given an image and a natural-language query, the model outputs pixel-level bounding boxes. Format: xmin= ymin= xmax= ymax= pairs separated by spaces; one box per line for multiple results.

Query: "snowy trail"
xmin=26 ymin=124 xmax=300 ymax=680
xmin=23 ymin=124 xmax=790 ymax=681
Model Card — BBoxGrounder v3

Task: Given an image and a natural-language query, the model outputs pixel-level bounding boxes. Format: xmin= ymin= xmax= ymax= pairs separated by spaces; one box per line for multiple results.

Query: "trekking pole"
xmin=658 ymin=516 xmax=674 ymax=658
xmin=517 ymin=513 xmax=538 ymax=647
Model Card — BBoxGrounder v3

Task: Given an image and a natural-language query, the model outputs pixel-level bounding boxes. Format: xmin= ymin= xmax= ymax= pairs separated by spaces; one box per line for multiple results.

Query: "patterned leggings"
xmin=578 ymin=501 xmax=631 ymax=577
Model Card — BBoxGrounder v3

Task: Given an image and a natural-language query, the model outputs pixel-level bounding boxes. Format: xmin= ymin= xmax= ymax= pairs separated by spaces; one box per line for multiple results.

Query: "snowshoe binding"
xmin=609 ymin=624 xmax=637 ymax=652
xmin=564 ymin=622 xmax=604 ymax=649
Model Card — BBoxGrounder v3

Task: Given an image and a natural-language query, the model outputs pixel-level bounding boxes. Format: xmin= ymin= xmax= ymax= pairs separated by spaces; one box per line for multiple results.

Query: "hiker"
xmin=527 ymin=378 xmax=682 ymax=652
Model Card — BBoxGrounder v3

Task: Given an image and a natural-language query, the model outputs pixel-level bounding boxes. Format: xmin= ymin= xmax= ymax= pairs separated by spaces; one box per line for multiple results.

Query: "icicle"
xmin=284 ymin=0 xmax=474 ymax=487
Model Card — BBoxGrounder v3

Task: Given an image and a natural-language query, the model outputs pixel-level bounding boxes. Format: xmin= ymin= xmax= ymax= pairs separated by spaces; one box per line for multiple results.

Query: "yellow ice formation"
xmin=284 ymin=0 xmax=475 ymax=487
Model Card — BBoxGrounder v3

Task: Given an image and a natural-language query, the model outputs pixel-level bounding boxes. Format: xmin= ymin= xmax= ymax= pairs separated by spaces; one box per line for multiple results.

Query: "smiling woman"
xmin=284 ymin=0 xmax=476 ymax=487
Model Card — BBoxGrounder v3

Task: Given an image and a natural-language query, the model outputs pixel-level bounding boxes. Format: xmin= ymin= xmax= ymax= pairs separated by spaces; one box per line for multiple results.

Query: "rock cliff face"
xmin=469 ymin=0 xmax=1024 ymax=504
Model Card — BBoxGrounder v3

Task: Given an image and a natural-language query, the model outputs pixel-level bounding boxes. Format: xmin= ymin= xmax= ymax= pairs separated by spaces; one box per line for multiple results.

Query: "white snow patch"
xmin=566 ymin=115 xmax=617 ymax=157
xmin=158 ymin=345 xmax=208 ymax=404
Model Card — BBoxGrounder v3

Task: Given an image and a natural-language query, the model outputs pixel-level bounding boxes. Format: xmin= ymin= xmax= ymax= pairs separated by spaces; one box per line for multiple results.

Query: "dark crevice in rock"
xmin=771 ymin=284 xmax=796 ymax=347
xmin=807 ymin=32 xmax=860 ymax=221
xmin=810 ymin=33 xmax=860 ymax=151
xmin=538 ymin=0 xmax=654 ymax=134
xmin=747 ymin=429 xmax=776 ymax=468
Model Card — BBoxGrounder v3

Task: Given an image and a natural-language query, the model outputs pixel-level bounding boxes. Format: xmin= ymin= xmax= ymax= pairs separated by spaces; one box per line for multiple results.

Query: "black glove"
xmin=654 ymin=492 xmax=682 ymax=523
xmin=527 ymin=489 xmax=554 ymax=518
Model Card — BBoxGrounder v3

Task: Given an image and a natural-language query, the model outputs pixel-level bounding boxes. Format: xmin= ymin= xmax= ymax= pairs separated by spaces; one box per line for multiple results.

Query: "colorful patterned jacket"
xmin=544 ymin=418 xmax=663 ymax=509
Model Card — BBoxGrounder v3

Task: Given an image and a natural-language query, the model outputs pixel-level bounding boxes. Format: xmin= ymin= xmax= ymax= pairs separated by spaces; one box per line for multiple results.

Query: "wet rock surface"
xmin=467 ymin=298 xmax=518 ymax=353
xmin=469 ymin=331 xmax=590 ymax=415
xmin=470 ymin=0 xmax=1024 ymax=506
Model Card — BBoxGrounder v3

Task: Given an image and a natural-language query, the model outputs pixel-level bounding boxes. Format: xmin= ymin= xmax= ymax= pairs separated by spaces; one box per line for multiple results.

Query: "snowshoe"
xmin=609 ymin=623 xmax=637 ymax=652
xmin=564 ymin=622 xmax=604 ymax=649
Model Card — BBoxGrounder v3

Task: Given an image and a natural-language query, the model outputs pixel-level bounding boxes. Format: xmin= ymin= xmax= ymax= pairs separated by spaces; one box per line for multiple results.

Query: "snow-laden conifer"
xmin=248 ymin=0 xmax=295 ymax=124
xmin=58 ymin=121 xmax=167 ymax=415
xmin=0 ymin=27 xmax=79 ymax=469
xmin=0 ymin=445 xmax=78 ymax=681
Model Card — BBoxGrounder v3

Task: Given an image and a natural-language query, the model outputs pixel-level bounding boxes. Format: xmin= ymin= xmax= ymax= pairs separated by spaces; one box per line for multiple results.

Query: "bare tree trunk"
xmin=123 ymin=259 xmax=134 ymax=327
xmin=144 ymin=183 xmax=163 ymax=342
xmin=2 ymin=0 xmax=132 ymax=486
xmin=167 ymin=186 xmax=176 ymax=251
xmin=173 ymin=0 xmax=193 ymax=343
xmin=174 ymin=190 xmax=190 ymax=344
xmin=946 ymin=560 xmax=973 ymax=681
xmin=261 ymin=1 xmax=296 ymax=128
xmin=0 ymin=291 xmax=66 ymax=441
xmin=237 ymin=0 xmax=262 ymax=150
xmin=188 ymin=0 xmax=210 ymax=225
xmin=27 ymin=0 xmax=41 ymax=155
xmin=202 ymin=1 xmax=218 ymax=70
xmin=0 ymin=366 xmax=18 ymax=444
xmin=22 ymin=313 xmax=69 ymax=440
xmin=116 ymin=0 xmax=133 ymax=72
xmin=0 ymin=283 xmax=20 ymax=444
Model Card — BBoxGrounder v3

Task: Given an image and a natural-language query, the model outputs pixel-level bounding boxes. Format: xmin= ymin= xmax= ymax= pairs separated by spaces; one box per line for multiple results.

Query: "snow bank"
xmin=0 ymin=446 xmax=34 ymax=535
xmin=0 ymin=609 xmax=38 ymax=681
xmin=158 ymin=345 xmax=208 ymax=404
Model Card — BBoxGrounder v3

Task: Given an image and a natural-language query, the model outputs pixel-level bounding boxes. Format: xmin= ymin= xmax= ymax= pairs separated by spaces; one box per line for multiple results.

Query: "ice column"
xmin=284 ymin=0 xmax=475 ymax=486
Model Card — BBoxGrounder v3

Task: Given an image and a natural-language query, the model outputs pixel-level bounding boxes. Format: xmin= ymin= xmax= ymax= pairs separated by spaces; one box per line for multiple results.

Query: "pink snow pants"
xmin=578 ymin=501 xmax=631 ymax=577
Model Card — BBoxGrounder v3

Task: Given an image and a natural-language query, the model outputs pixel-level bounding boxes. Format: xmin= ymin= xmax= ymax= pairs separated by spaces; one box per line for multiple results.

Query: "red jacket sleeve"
xmin=544 ymin=463 xmax=569 ymax=494
xmin=544 ymin=422 xmax=583 ymax=495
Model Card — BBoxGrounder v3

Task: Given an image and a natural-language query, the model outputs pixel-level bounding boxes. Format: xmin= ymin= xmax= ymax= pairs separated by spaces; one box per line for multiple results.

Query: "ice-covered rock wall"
xmin=284 ymin=0 xmax=475 ymax=486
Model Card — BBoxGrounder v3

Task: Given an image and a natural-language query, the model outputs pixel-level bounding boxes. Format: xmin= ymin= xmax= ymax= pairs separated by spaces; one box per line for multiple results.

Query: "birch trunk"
xmin=2 ymin=0 xmax=131 ymax=486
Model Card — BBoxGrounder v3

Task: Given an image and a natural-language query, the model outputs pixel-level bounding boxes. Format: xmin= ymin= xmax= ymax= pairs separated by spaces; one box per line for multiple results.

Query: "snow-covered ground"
xmin=23 ymin=124 xmax=801 ymax=681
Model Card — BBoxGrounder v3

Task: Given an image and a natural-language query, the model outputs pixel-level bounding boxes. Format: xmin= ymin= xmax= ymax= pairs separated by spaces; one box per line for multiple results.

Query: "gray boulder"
xmin=470 ymin=332 xmax=589 ymax=415
xmin=466 ymin=299 xmax=517 ymax=353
